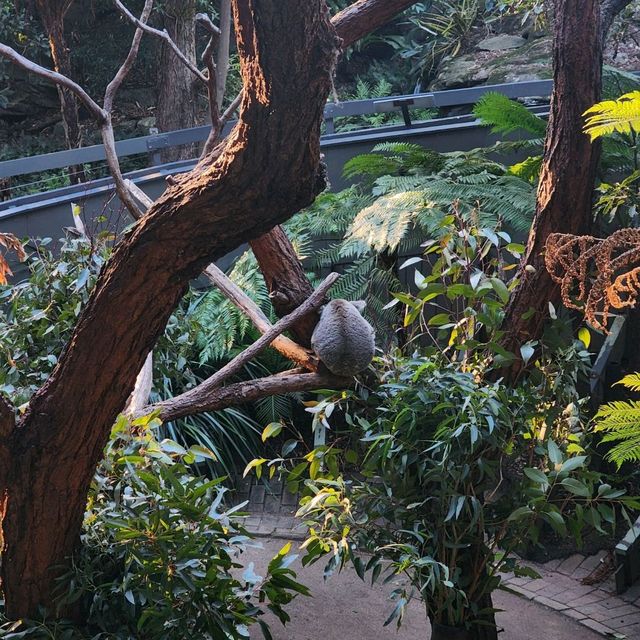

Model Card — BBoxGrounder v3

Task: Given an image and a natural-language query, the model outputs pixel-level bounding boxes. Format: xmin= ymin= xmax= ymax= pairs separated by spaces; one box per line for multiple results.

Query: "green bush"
xmin=1 ymin=413 xmax=308 ymax=639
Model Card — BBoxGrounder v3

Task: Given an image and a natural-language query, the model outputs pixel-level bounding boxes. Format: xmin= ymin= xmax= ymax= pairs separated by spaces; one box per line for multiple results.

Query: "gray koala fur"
xmin=311 ymin=299 xmax=375 ymax=377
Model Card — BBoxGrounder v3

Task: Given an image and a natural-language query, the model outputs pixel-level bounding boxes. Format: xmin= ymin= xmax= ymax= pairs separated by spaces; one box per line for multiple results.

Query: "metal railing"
xmin=0 ymin=79 xmax=553 ymax=184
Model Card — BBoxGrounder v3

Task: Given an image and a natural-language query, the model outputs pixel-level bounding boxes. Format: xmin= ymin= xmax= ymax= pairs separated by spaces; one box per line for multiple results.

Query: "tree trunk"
xmin=37 ymin=0 xmax=85 ymax=184
xmin=248 ymin=0 xmax=423 ymax=341
xmin=250 ymin=226 xmax=317 ymax=346
xmin=156 ymin=0 xmax=199 ymax=162
xmin=0 ymin=0 xmax=340 ymax=618
xmin=501 ymin=0 xmax=602 ymax=362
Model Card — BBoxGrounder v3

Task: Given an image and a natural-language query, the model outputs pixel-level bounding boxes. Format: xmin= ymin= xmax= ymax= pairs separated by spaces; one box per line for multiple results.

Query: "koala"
xmin=311 ymin=299 xmax=375 ymax=377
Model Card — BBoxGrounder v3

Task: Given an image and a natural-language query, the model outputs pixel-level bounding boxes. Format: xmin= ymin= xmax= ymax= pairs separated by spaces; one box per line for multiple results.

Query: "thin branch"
xmin=215 ymin=0 xmax=232 ymax=111
xmin=0 ymin=43 xmax=106 ymax=124
xmin=124 ymin=178 xmax=318 ymax=370
xmin=220 ymin=91 xmax=242 ymax=126
xmin=201 ymin=90 xmax=243 ymax=156
xmin=115 ymin=0 xmax=207 ymax=84
xmin=105 ymin=0 xmax=154 ymax=112
xmin=144 ymin=272 xmax=339 ymax=421
xmin=203 ymin=264 xmax=319 ymax=370
xmin=195 ymin=12 xmax=221 ymax=36
xmin=140 ymin=371 xmax=351 ymax=422
xmin=102 ymin=123 xmax=143 ymax=219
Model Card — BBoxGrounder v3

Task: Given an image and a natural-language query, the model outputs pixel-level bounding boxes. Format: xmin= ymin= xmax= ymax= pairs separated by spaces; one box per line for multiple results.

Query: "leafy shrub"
xmin=0 ymin=413 xmax=307 ymax=639
xmin=0 ymin=235 xmax=263 ymax=473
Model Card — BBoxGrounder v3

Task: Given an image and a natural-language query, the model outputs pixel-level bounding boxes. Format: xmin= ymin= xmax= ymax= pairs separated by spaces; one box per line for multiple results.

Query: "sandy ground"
xmin=243 ymin=538 xmax=602 ymax=640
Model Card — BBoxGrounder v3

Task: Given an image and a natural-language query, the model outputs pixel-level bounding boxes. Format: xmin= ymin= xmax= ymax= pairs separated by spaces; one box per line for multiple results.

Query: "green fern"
xmin=594 ymin=373 xmax=640 ymax=466
xmin=584 ymin=91 xmax=640 ymax=141
xmin=615 ymin=373 xmax=640 ymax=392
xmin=473 ymin=92 xmax=547 ymax=137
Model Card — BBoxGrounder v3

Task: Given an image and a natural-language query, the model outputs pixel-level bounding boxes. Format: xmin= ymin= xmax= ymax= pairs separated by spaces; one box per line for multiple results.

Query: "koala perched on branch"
xmin=311 ymin=299 xmax=375 ymax=377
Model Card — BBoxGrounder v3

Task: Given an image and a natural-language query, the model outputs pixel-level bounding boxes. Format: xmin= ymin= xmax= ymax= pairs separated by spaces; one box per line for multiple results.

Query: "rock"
xmin=431 ymin=37 xmax=552 ymax=91
xmin=136 ymin=116 xmax=156 ymax=131
xmin=430 ymin=58 xmax=489 ymax=90
xmin=478 ymin=35 xmax=527 ymax=51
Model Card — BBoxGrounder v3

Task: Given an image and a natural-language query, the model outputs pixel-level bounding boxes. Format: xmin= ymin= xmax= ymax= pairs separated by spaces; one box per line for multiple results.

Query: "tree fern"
xmin=473 ymin=92 xmax=547 ymax=137
xmin=584 ymin=91 xmax=640 ymax=141
xmin=594 ymin=373 xmax=640 ymax=466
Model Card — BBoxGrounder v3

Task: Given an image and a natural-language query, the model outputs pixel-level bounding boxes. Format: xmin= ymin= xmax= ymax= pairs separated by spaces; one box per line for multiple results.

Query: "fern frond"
xmin=344 ymin=191 xmax=425 ymax=253
xmin=584 ymin=91 xmax=640 ymax=140
xmin=594 ymin=397 xmax=640 ymax=466
xmin=509 ymin=156 xmax=542 ymax=183
xmin=473 ymin=92 xmax=547 ymax=137
xmin=615 ymin=373 xmax=640 ymax=392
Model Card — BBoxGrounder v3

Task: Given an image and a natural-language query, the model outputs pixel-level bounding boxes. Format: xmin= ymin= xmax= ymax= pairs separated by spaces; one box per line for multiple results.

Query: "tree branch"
xmin=104 ymin=0 xmax=154 ymax=112
xmin=142 ymin=371 xmax=351 ymax=422
xmin=115 ymin=0 xmax=207 ymax=83
xmin=150 ymin=272 xmax=338 ymax=421
xmin=195 ymin=12 xmax=221 ymax=36
xmin=124 ymin=178 xmax=318 ymax=370
xmin=600 ymin=0 xmax=633 ymax=44
xmin=332 ymin=0 xmax=419 ymax=48
xmin=0 ymin=43 xmax=106 ymax=124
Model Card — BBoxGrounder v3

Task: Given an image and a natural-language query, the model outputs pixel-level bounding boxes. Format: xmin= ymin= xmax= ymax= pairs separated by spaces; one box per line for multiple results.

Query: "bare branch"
xmin=105 ymin=0 xmax=154 ymax=112
xmin=215 ymin=0 xmax=233 ymax=111
xmin=196 ymin=12 xmax=221 ymax=36
xmin=123 ymin=178 xmax=318 ymax=370
xmin=220 ymin=91 xmax=242 ymax=125
xmin=141 ymin=371 xmax=350 ymax=422
xmin=144 ymin=273 xmax=338 ymax=421
xmin=203 ymin=264 xmax=319 ymax=370
xmin=0 ymin=43 xmax=106 ymax=124
xmin=115 ymin=0 xmax=207 ymax=84
xmin=101 ymin=123 xmax=143 ymax=219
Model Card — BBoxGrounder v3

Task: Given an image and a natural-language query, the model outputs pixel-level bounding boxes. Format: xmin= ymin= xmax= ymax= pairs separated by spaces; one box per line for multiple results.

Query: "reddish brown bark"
xmin=249 ymin=0 xmax=423 ymax=342
xmin=333 ymin=0 xmax=419 ymax=48
xmin=156 ymin=0 xmax=199 ymax=161
xmin=502 ymin=0 xmax=602 ymax=358
xmin=0 ymin=0 xmax=340 ymax=618
xmin=250 ymin=226 xmax=317 ymax=346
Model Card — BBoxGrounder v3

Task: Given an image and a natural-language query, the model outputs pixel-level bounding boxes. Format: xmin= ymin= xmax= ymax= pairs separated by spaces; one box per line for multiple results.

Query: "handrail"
xmin=0 ymin=79 xmax=553 ymax=181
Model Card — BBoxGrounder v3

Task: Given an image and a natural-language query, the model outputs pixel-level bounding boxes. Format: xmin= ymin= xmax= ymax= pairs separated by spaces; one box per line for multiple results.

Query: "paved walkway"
xmin=243 ymin=537 xmax=605 ymax=640
xmin=238 ymin=480 xmax=640 ymax=638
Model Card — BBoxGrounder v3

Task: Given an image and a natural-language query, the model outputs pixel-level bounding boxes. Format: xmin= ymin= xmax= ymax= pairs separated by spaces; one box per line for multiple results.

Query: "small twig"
xmin=105 ymin=0 xmax=154 ymax=112
xmin=0 ymin=43 xmax=106 ymax=124
xmin=115 ymin=0 xmax=207 ymax=84
xmin=143 ymin=272 xmax=338 ymax=418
